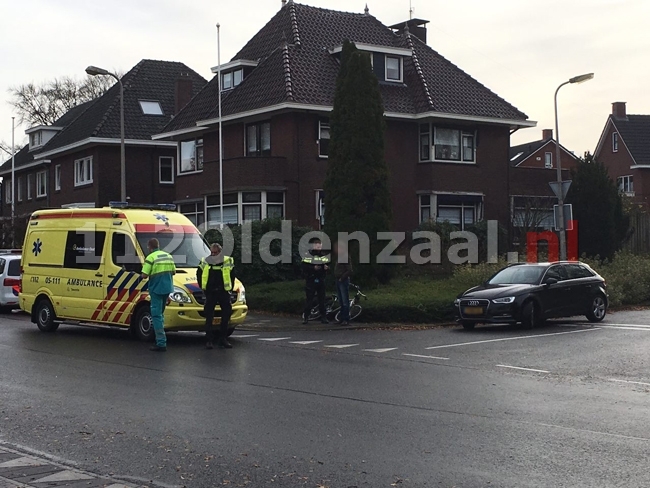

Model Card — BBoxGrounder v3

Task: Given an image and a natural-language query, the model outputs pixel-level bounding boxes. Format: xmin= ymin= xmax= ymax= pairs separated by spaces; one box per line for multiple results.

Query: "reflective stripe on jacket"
xmin=199 ymin=255 xmax=234 ymax=291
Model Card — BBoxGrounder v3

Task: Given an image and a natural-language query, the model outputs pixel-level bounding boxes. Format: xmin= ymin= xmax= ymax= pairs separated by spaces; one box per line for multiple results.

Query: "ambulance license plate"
xmin=463 ymin=306 xmax=483 ymax=315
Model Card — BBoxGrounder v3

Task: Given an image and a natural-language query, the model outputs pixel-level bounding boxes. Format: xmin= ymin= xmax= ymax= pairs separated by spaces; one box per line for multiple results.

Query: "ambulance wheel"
xmin=35 ymin=298 xmax=59 ymax=333
xmin=132 ymin=305 xmax=155 ymax=342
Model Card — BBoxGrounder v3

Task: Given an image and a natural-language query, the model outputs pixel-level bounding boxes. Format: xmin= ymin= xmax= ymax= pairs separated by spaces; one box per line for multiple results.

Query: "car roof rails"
xmin=109 ymin=201 xmax=177 ymax=211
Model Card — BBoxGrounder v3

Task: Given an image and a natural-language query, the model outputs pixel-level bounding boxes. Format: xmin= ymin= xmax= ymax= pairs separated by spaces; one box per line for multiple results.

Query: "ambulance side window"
xmin=63 ymin=231 xmax=106 ymax=270
xmin=112 ymin=233 xmax=142 ymax=273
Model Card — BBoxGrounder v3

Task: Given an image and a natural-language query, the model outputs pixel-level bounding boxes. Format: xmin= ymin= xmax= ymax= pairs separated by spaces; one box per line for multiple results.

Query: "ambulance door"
xmin=60 ymin=229 xmax=108 ymax=320
xmin=100 ymin=231 xmax=145 ymax=326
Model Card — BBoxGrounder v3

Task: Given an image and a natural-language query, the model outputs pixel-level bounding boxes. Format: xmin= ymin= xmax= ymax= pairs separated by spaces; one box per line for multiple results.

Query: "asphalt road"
xmin=2 ymin=309 xmax=650 ymax=487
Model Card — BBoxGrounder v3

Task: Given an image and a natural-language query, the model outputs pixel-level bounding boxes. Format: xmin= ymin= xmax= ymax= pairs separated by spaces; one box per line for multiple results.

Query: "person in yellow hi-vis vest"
xmin=197 ymin=243 xmax=235 ymax=349
xmin=141 ymin=238 xmax=176 ymax=352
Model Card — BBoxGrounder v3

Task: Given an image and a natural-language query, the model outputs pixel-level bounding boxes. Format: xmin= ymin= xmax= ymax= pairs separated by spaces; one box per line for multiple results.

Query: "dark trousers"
xmin=204 ymin=289 xmax=232 ymax=343
xmin=303 ymin=280 xmax=326 ymax=318
xmin=336 ymin=278 xmax=350 ymax=322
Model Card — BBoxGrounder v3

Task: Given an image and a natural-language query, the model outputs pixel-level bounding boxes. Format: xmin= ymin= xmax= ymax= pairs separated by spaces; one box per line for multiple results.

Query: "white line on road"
xmin=289 ymin=341 xmax=324 ymax=345
xmin=258 ymin=337 xmax=291 ymax=342
xmin=497 ymin=365 xmax=550 ymax=374
xmin=363 ymin=348 xmax=398 ymax=353
xmin=599 ymin=326 xmax=650 ymax=331
xmin=325 ymin=344 xmax=359 ymax=349
xmin=425 ymin=328 xmax=599 ymax=350
xmin=609 ymin=379 xmax=650 ymax=387
xmin=402 ymin=353 xmax=449 ymax=360
xmin=230 ymin=334 xmax=260 ymax=338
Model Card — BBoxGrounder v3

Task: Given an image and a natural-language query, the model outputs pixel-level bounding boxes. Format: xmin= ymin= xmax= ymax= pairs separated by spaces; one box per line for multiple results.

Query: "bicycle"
xmin=306 ymin=293 xmax=341 ymax=321
xmin=334 ymin=283 xmax=366 ymax=323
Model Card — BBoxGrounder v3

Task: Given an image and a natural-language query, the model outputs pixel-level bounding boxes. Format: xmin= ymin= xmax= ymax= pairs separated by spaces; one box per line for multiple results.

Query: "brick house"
xmin=154 ymin=2 xmax=536 ymax=232
xmin=0 ymin=60 xmax=206 ymax=215
xmin=594 ymin=102 xmax=650 ymax=207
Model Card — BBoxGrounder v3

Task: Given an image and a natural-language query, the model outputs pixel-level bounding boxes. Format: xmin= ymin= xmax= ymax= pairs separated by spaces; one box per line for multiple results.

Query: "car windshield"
xmin=488 ymin=266 xmax=545 ymax=285
xmin=136 ymin=232 xmax=210 ymax=268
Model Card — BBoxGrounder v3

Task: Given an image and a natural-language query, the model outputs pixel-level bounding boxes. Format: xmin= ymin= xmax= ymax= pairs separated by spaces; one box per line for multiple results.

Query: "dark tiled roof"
xmin=41 ymin=59 xmax=207 ymax=152
xmin=161 ymin=2 xmax=528 ymax=134
xmin=613 ymin=115 xmax=650 ymax=165
xmin=509 ymin=139 xmax=549 ymax=166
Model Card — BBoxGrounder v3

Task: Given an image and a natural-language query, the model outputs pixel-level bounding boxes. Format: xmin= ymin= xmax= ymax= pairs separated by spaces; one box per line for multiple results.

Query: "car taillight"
xmin=4 ymin=278 xmax=20 ymax=287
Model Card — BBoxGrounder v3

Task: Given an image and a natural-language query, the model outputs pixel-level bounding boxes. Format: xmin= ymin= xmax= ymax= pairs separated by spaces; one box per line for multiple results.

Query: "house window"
xmin=179 ymin=202 xmax=205 ymax=226
xmin=544 ymin=152 xmax=553 ymax=169
xmin=138 ymin=100 xmax=163 ymax=115
xmin=179 ymin=139 xmax=203 ymax=173
xmin=316 ymin=190 xmax=325 ymax=227
xmin=242 ymin=192 xmax=262 ymax=221
xmin=233 ymin=69 xmax=243 ymax=87
xmin=5 ymin=180 xmax=11 ymax=204
xmin=221 ymin=69 xmax=243 ymax=91
xmin=266 ymin=192 xmax=284 ymax=219
xmin=420 ymin=124 xmax=476 ymax=163
xmin=222 ymin=72 xmax=233 ymax=90
xmin=612 ymin=132 xmax=619 ymax=152
xmin=159 ymin=157 xmax=174 ymax=184
xmin=617 ymin=175 xmax=634 ymax=195
xmin=246 ymin=122 xmax=271 ymax=157
xmin=74 ymin=157 xmax=93 ymax=186
xmin=385 ymin=56 xmax=402 ymax=82
xmin=512 ymin=196 xmax=555 ymax=229
xmin=27 ymin=174 xmax=33 ymax=200
xmin=206 ymin=193 xmax=239 ymax=226
xmin=54 ymin=165 xmax=61 ymax=191
xmin=17 ymin=177 xmax=23 ymax=202
xmin=205 ymin=191 xmax=285 ymax=226
xmin=419 ymin=195 xmax=432 ymax=223
xmin=318 ymin=120 xmax=330 ymax=158
xmin=36 ymin=171 xmax=47 ymax=198
xmin=29 ymin=131 xmax=42 ymax=149
xmin=436 ymin=194 xmax=483 ymax=230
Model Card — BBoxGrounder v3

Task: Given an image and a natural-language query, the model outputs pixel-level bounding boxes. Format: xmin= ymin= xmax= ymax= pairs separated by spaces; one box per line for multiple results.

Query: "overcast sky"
xmin=1 ymin=0 xmax=648 ymax=159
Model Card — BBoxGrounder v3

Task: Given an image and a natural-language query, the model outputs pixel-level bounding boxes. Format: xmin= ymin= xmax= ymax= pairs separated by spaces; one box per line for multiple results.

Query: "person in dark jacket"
xmin=197 ymin=243 xmax=235 ymax=349
xmin=334 ymin=241 xmax=353 ymax=325
xmin=302 ymin=239 xmax=330 ymax=324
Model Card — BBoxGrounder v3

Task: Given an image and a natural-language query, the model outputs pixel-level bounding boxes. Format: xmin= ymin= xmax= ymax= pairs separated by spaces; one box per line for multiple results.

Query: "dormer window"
xmin=139 ymin=100 xmax=164 ymax=115
xmin=29 ymin=131 xmax=42 ymax=149
xmin=222 ymin=69 xmax=244 ymax=91
xmin=385 ymin=56 xmax=402 ymax=82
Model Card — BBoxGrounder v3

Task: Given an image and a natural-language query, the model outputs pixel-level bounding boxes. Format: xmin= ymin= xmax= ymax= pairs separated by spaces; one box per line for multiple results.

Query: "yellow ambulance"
xmin=20 ymin=203 xmax=247 ymax=341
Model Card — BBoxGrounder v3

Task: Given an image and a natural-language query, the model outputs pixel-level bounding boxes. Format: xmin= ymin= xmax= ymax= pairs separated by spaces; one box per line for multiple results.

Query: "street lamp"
xmin=554 ymin=72 xmax=594 ymax=260
xmin=85 ymin=65 xmax=126 ymax=202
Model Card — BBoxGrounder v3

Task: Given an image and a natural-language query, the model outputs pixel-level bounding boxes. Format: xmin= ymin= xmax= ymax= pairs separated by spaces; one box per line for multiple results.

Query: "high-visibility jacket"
xmin=302 ymin=254 xmax=330 ymax=283
xmin=142 ymin=249 xmax=176 ymax=295
xmin=199 ymin=255 xmax=234 ymax=292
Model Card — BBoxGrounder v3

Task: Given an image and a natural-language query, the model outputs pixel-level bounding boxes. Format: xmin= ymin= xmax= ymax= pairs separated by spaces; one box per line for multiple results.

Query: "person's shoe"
xmin=341 ymin=321 xmax=349 ymax=325
xmin=150 ymin=345 xmax=167 ymax=352
xmin=302 ymin=314 xmax=308 ymax=325
xmin=218 ymin=339 xmax=233 ymax=349
xmin=320 ymin=318 xmax=329 ymax=324
xmin=206 ymin=342 xmax=214 ymax=350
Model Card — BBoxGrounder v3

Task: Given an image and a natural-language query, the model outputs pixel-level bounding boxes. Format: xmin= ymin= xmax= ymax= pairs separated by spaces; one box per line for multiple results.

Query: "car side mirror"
xmin=544 ymin=277 xmax=558 ymax=286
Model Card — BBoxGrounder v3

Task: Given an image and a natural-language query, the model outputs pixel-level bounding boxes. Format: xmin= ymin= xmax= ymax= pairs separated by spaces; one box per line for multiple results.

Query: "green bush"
xmin=582 ymin=251 xmax=650 ymax=307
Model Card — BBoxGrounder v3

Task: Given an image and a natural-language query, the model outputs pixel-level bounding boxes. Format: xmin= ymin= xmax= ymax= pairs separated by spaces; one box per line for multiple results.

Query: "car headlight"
xmin=169 ymin=286 xmax=192 ymax=303
xmin=454 ymin=298 xmax=461 ymax=306
xmin=492 ymin=296 xmax=515 ymax=304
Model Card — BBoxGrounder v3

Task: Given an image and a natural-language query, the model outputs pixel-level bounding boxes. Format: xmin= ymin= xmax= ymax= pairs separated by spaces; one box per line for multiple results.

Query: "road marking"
xmin=258 ymin=337 xmax=291 ymax=342
xmin=34 ymin=471 xmax=94 ymax=483
xmin=363 ymin=348 xmax=398 ymax=353
xmin=600 ymin=326 xmax=650 ymax=331
xmin=603 ymin=323 xmax=650 ymax=327
xmin=0 ymin=456 xmax=45 ymax=468
xmin=497 ymin=365 xmax=550 ymax=373
xmin=609 ymin=379 xmax=650 ymax=387
xmin=325 ymin=344 xmax=359 ymax=349
xmin=425 ymin=328 xmax=599 ymax=350
xmin=289 ymin=340 xmax=324 ymax=345
xmin=402 ymin=353 xmax=449 ymax=360
xmin=230 ymin=334 xmax=259 ymax=338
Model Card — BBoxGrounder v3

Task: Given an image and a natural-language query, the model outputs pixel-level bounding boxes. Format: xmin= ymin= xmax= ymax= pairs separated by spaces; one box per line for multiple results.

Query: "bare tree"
xmin=0 ymin=140 xmax=25 ymax=158
xmin=7 ymin=72 xmax=122 ymax=127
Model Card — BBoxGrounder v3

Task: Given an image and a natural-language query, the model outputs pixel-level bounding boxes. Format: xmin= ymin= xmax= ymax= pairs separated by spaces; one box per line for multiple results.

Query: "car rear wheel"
xmin=35 ymin=298 xmax=59 ymax=333
xmin=132 ymin=305 xmax=155 ymax=342
xmin=586 ymin=294 xmax=607 ymax=322
xmin=521 ymin=301 xmax=540 ymax=329
xmin=461 ymin=321 xmax=475 ymax=330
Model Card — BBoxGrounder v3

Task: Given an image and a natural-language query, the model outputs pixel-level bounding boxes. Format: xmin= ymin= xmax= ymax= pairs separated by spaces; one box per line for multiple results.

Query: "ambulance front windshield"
xmin=136 ymin=232 xmax=210 ymax=268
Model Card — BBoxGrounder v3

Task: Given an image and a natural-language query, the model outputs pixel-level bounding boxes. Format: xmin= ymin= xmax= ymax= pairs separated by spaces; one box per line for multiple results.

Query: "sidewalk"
xmin=0 ymin=444 xmax=140 ymax=488
xmin=237 ymin=312 xmax=450 ymax=332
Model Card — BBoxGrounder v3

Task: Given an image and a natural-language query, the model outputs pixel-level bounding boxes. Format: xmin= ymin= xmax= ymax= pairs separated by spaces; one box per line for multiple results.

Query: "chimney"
xmin=389 ymin=18 xmax=429 ymax=44
xmin=612 ymin=101 xmax=627 ymax=120
xmin=542 ymin=129 xmax=553 ymax=140
xmin=175 ymin=73 xmax=193 ymax=115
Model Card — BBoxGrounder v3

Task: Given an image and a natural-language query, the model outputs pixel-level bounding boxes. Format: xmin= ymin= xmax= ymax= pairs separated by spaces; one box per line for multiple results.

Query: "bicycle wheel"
xmin=335 ymin=303 xmax=362 ymax=323
xmin=308 ymin=297 xmax=334 ymax=321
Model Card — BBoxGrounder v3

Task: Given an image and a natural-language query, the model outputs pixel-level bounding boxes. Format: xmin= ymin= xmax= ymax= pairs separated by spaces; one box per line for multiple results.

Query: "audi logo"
xmin=468 ymin=300 xmax=480 ymax=306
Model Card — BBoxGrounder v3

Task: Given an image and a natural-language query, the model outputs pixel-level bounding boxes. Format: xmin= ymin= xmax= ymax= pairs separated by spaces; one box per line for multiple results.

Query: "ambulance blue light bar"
xmin=109 ymin=202 xmax=177 ymax=211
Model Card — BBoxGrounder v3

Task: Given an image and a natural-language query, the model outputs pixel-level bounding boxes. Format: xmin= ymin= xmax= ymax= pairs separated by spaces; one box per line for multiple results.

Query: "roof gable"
xmin=612 ymin=115 xmax=650 ymax=165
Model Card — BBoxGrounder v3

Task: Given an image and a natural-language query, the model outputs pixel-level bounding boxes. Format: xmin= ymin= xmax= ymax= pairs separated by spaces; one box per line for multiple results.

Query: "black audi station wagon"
xmin=454 ymin=262 xmax=608 ymax=330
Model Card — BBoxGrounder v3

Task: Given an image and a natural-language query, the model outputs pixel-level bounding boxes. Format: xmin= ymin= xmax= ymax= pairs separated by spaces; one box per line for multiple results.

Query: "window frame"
xmin=612 ymin=132 xmax=619 ymax=152
xmin=419 ymin=124 xmax=477 ymax=164
xmin=245 ymin=121 xmax=271 ymax=157
xmin=419 ymin=194 xmax=432 ymax=223
xmin=385 ymin=55 xmax=403 ymax=83
xmin=544 ymin=152 xmax=553 ymax=169
xmin=36 ymin=170 xmax=47 ymax=198
xmin=179 ymin=201 xmax=205 ymax=227
xmin=419 ymin=193 xmax=483 ymax=230
xmin=318 ymin=120 xmax=330 ymax=158
xmin=54 ymin=165 xmax=61 ymax=191
xmin=74 ymin=157 xmax=93 ymax=187
xmin=178 ymin=139 xmax=204 ymax=175
xmin=617 ymin=175 xmax=634 ymax=195
xmin=27 ymin=174 xmax=33 ymax=200
xmin=204 ymin=191 xmax=285 ymax=227
xmin=5 ymin=180 xmax=11 ymax=204
xmin=159 ymin=156 xmax=174 ymax=184
xmin=17 ymin=176 xmax=23 ymax=202
xmin=138 ymin=100 xmax=164 ymax=116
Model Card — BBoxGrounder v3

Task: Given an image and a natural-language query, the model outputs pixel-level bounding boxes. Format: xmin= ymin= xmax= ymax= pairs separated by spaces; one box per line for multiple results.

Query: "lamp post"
xmin=11 ymin=117 xmax=15 ymax=248
xmin=85 ymin=66 xmax=126 ymax=202
xmin=554 ymin=72 xmax=593 ymax=260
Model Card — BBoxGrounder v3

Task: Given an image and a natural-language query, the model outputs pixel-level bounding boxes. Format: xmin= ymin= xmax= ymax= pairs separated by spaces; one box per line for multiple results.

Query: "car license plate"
xmin=463 ymin=306 xmax=483 ymax=315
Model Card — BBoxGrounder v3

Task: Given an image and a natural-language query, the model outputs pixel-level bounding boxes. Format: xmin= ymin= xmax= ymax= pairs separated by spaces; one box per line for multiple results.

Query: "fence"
xmin=623 ymin=211 xmax=650 ymax=255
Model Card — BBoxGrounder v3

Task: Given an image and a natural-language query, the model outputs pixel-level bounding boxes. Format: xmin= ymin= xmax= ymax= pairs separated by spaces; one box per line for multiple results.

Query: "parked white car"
xmin=0 ymin=251 xmax=21 ymax=308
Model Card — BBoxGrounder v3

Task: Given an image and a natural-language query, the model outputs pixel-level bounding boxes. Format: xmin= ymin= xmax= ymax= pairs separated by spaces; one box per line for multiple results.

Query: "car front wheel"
xmin=521 ymin=301 xmax=541 ymax=329
xmin=586 ymin=294 xmax=607 ymax=322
